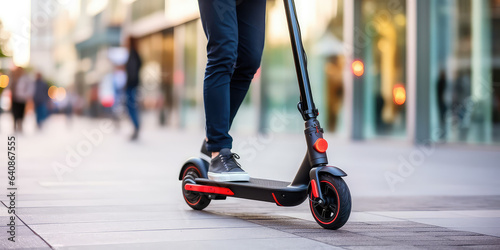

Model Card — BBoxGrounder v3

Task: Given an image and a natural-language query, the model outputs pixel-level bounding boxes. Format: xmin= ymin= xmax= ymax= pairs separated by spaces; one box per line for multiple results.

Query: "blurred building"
xmin=346 ymin=0 xmax=500 ymax=145
xmin=30 ymin=0 xmax=56 ymax=78
xmin=26 ymin=0 xmax=500 ymax=146
xmin=123 ymin=0 xmax=202 ymax=127
xmin=121 ymin=0 xmax=499 ymax=146
xmin=74 ymin=0 xmax=125 ymax=96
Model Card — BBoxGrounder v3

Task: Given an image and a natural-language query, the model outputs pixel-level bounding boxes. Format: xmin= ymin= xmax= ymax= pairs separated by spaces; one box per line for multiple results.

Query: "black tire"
xmin=309 ymin=174 xmax=351 ymax=229
xmin=181 ymin=165 xmax=211 ymax=210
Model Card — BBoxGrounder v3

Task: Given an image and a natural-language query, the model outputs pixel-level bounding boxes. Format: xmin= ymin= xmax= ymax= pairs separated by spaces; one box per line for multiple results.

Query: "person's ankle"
xmin=211 ymin=152 xmax=219 ymax=159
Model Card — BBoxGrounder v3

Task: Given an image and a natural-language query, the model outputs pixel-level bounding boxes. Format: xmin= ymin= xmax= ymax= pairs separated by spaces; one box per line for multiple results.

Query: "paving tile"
xmin=8 ymin=199 xmax=165 ymax=208
xmin=0 ymin=208 xmax=10 ymax=216
xmin=365 ymin=221 xmax=437 ymax=227
xmin=15 ymin=205 xmax=178 ymax=215
xmin=279 ymin=211 xmax=404 ymax=223
xmin=409 ymin=218 xmax=500 ymax=237
xmin=420 ymin=246 xmax=470 ymax=250
xmin=310 ymin=236 xmax=397 ymax=246
xmin=19 ymin=210 xmax=226 ymax=224
xmin=61 ymin=237 xmax=340 ymax=250
xmin=344 ymin=227 xmax=450 ymax=233
xmin=449 ymin=227 xmax=500 ymax=237
xmin=359 ymin=231 xmax=441 ymax=237
xmin=41 ymin=227 xmax=297 ymax=247
xmin=30 ymin=218 xmax=259 ymax=234
xmin=421 ymin=231 xmax=484 ymax=237
xmin=401 ymin=240 xmax=498 ymax=246
xmin=348 ymin=212 xmax=405 ymax=222
xmin=353 ymin=196 xmax=500 ymax=212
xmin=0 ymin=226 xmax=51 ymax=249
xmin=397 ymin=227 xmax=469 ymax=232
xmin=369 ymin=211 xmax=466 ymax=219
xmin=452 ymin=210 xmax=500 ymax=218
xmin=412 ymin=218 xmax=500 ymax=228
xmin=344 ymin=246 xmax=423 ymax=250
xmin=282 ymin=228 xmax=360 ymax=236
xmin=376 ymin=235 xmax=444 ymax=241
xmin=246 ymin=218 xmax=321 ymax=230
xmin=441 ymin=235 xmax=500 ymax=242
xmin=463 ymin=245 xmax=500 ymax=249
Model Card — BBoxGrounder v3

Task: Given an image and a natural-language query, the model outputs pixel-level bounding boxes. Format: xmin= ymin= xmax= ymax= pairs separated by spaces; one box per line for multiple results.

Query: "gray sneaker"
xmin=208 ymin=148 xmax=250 ymax=182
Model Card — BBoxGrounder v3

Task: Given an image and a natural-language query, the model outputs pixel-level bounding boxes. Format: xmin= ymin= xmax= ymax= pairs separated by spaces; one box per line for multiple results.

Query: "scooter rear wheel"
xmin=181 ymin=165 xmax=211 ymax=210
xmin=309 ymin=174 xmax=351 ymax=229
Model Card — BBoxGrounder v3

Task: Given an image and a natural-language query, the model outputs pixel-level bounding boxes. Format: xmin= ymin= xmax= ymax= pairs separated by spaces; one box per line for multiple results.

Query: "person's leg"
xmin=19 ymin=102 xmax=26 ymax=133
xmin=40 ymin=104 xmax=49 ymax=127
xmin=198 ymin=0 xmax=238 ymax=152
xmin=35 ymin=105 xmax=43 ymax=128
xmin=228 ymin=0 xmax=267 ymax=127
xmin=126 ymin=87 xmax=140 ymax=132
xmin=199 ymin=0 xmax=250 ymax=182
xmin=12 ymin=101 xmax=19 ymax=131
xmin=42 ymin=104 xmax=49 ymax=123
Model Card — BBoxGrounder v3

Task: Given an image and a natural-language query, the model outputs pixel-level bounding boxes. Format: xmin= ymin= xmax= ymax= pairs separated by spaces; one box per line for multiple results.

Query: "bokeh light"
xmin=48 ymin=86 xmax=58 ymax=99
xmin=393 ymin=84 xmax=406 ymax=105
xmin=101 ymin=97 xmax=114 ymax=108
xmin=56 ymin=87 xmax=67 ymax=102
xmin=352 ymin=60 xmax=364 ymax=77
xmin=394 ymin=14 xmax=406 ymax=27
xmin=0 ymin=75 xmax=9 ymax=88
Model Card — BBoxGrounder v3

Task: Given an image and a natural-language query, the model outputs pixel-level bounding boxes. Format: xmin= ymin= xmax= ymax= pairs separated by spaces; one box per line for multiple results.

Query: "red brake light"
xmin=313 ymin=138 xmax=328 ymax=153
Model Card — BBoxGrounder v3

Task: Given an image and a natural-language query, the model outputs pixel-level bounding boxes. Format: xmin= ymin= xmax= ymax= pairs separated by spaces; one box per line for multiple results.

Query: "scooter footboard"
xmin=194 ymin=178 xmax=308 ymax=207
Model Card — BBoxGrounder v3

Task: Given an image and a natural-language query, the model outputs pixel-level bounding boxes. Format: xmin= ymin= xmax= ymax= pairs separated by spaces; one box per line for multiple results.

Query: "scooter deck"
xmin=194 ymin=178 xmax=308 ymax=206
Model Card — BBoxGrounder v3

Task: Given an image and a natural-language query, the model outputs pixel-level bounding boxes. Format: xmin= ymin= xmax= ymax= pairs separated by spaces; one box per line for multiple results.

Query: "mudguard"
xmin=317 ymin=165 xmax=347 ymax=177
xmin=179 ymin=157 xmax=209 ymax=180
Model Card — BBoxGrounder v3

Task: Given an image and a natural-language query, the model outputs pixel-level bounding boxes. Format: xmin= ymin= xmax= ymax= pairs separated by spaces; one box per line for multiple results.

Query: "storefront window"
xmin=430 ymin=0 xmax=500 ymax=144
xmin=131 ymin=0 xmax=165 ymax=22
xmin=358 ymin=0 xmax=407 ymax=138
xmin=137 ymin=33 xmax=163 ymax=110
xmin=260 ymin=0 xmax=345 ymax=133
xmin=180 ymin=21 xmax=200 ymax=128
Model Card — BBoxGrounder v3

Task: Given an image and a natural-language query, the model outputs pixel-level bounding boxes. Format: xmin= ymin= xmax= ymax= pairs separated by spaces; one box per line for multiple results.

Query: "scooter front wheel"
xmin=181 ymin=165 xmax=211 ymax=210
xmin=309 ymin=174 xmax=351 ymax=229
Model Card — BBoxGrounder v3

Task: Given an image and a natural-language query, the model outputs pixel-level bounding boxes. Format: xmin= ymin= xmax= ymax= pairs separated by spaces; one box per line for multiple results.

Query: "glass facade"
xmin=357 ymin=0 xmax=407 ymax=138
xmin=131 ymin=0 xmax=165 ymax=22
xmin=260 ymin=0 xmax=345 ymax=134
xmin=147 ymin=0 xmax=500 ymax=145
xmin=429 ymin=0 xmax=500 ymax=144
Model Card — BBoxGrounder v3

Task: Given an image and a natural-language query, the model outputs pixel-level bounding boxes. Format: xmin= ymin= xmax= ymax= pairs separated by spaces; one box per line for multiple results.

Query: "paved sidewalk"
xmin=0 ymin=114 xmax=499 ymax=249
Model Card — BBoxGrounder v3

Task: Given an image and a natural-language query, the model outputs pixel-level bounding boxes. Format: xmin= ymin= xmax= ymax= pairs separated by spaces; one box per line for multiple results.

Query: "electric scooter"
xmin=179 ymin=0 xmax=351 ymax=229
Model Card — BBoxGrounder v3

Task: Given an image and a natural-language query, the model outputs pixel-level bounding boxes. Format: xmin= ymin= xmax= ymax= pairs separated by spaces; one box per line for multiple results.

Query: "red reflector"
xmin=272 ymin=193 xmax=283 ymax=206
xmin=185 ymin=184 xmax=234 ymax=196
xmin=311 ymin=179 xmax=319 ymax=198
xmin=313 ymin=138 xmax=328 ymax=153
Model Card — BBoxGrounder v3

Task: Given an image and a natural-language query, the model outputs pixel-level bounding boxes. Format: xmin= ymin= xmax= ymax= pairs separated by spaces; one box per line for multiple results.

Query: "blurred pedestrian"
xmin=33 ymin=72 xmax=50 ymax=129
xmin=112 ymin=65 xmax=126 ymax=128
xmin=436 ymin=70 xmax=447 ymax=139
xmin=125 ymin=36 xmax=142 ymax=140
xmin=10 ymin=67 xmax=35 ymax=133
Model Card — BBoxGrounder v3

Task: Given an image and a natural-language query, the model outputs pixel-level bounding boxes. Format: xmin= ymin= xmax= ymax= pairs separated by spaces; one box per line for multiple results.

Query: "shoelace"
xmin=220 ymin=153 xmax=241 ymax=171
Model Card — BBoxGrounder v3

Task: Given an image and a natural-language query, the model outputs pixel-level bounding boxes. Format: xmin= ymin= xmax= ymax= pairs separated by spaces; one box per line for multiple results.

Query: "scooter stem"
xmin=283 ymin=0 xmax=318 ymax=121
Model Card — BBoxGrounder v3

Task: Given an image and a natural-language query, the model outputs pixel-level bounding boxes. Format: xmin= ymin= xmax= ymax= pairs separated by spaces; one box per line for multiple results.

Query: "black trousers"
xmin=198 ymin=0 xmax=266 ymax=152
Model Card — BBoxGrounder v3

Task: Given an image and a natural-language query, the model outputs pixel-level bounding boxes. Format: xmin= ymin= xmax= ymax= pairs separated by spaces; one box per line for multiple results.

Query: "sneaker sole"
xmin=208 ymin=172 xmax=250 ymax=182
